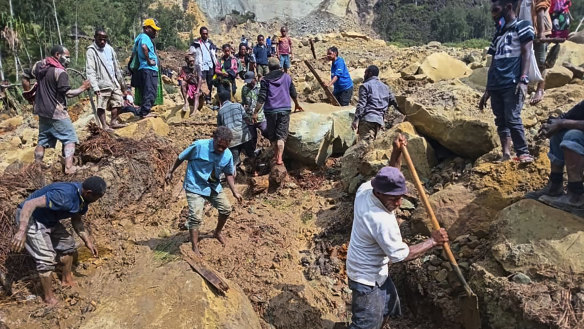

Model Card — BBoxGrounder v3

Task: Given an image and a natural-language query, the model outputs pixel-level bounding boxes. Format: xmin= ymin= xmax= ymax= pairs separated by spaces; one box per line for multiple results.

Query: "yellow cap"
xmin=143 ymin=18 xmax=161 ymax=31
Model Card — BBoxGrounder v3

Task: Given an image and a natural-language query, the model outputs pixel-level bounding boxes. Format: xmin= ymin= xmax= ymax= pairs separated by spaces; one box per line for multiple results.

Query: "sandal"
xmin=517 ymin=154 xmax=534 ymax=164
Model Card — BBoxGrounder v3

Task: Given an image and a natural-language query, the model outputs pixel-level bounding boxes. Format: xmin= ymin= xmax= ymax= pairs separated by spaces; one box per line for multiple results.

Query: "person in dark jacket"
xmin=252 ymin=57 xmax=303 ymax=165
xmin=253 ymin=35 xmax=271 ymax=78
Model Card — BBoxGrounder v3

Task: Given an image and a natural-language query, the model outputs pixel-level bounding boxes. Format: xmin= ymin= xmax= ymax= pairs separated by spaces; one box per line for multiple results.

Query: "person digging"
xmin=10 ymin=176 xmax=106 ymax=306
xmin=165 ymin=126 xmax=243 ymax=257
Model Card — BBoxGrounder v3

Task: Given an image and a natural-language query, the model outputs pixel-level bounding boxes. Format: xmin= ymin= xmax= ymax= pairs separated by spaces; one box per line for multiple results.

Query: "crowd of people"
xmin=9 ymin=0 xmax=580 ymax=328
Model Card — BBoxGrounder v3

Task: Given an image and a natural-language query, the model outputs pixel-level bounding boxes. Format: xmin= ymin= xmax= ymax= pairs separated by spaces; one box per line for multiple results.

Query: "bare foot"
xmin=44 ymin=296 xmax=59 ymax=306
xmin=530 ymin=89 xmax=544 ymax=105
xmin=61 ymin=275 xmax=76 ymax=288
xmin=213 ymin=232 xmax=226 ymax=246
xmin=110 ymin=121 xmax=127 ymax=129
xmin=141 ymin=113 xmax=158 ymax=119
xmin=64 ymin=165 xmax=79 ymax=175
xmin=191 ymin=247 xmax=203 ymax=258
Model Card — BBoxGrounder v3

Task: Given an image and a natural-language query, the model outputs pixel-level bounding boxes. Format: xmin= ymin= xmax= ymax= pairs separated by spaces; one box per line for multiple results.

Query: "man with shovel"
xmin=346 ymin=134 xmax=449 ymax=329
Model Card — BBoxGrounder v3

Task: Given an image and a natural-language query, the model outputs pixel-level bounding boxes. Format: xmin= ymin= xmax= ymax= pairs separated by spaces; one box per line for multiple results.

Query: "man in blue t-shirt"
xmin=479 ymin=0 xmax=535 ymax=163
xmin=10 ymin=176 xmax=107 ymax=306
xmin=165 ymin=126 xmax=243 ymax=257
xmin=326 ymin=46 xmax=353 ymax=106
xmin=131 ymin=18 xmax=160 ymax=118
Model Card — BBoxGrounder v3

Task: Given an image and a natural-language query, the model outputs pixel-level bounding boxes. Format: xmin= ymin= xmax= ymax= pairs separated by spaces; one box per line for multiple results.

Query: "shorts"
xmin=279 ymin=54 xmax=291 ymax=69
xmin=15 ymin=209 xmax=77 ymax=272
xmin=257 ymin=64 xmax=269 ymax=77
xmin=358 ymin=120 xmax=381 ymax=142
xmin=265 ymin=111 xmax=291 ymax=142
xmin=348 ymin=278 xmax=401 ymax=329
xmin=333 ymin=86 xmax=354 ymax=106
xmin=96 ymin=88 xmax=124 ymax=110
xmin=185 ymin=191 xmax=232 ymax=230
xmin=548 ymin=129 xmax=584 ymax=168
xmin=38 ymin=116 xmax=79 ymax=148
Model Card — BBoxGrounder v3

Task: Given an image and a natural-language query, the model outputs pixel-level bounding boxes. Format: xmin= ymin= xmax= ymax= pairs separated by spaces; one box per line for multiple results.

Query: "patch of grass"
xmin=152 ymin=237 xmax=182 ymax=264
xmin=301 ymin=210 xmax=313 ymax=224
xmin=444 ymin=38 xmax=491 ymax=49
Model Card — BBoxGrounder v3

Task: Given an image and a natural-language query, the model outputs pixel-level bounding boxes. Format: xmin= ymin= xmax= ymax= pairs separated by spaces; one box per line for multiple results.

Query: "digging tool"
xmin=66 ymin=68 xmax=101 ymax=129
xmin=401 ymin=145 xmax=481 ymax=329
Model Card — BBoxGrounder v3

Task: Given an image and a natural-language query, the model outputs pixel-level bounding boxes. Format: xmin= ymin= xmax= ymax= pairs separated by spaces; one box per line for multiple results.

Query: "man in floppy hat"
xmin=346 ymin=134 xmax=449 ymax=329
xmin=131 ymin=18 xmax=160 ymax=118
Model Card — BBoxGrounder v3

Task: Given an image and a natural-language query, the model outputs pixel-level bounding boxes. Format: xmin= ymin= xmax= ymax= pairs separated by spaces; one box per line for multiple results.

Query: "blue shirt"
xmin=487 ymin=19 xmax=534 ymax=90
xmin=253 ymin=44 xmax=270 ymax=65
xmin=134 ymin=33 xmax=158 ymax=72
xmin=19 ymin=182 xmax=88 ymax=228
xmin=178 ymin=139 xmax=235 ymax=196
xmin=331 ymin=57 xmax=353 ymax=93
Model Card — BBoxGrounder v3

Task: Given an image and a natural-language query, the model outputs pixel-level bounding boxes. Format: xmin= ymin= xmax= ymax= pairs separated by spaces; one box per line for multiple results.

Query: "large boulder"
xmin=417 ymin=52 xmax=472 ymax=82
xmin=554 ymin=41 xmax=584 ymax=67
xmin=400 ymin=99 xmax=497 ymax=158
xmin=462 ymin=67 xmax=488 ymax=90
xmin=410 ymin=184 xmax=500 ymax=238
xmin=341 ymin=122 xmax=436 ymax=193
xmin=116 ymin=117 xmax=170 ymax=139
xmin=285 ymin=103 xmax=356 ymax=166
xmin=568 ymin=30 xmax=584 ymax=44
xmin=80 ymin=260 xmax=261 ymax=329
xmin=491 ymin=199 xmax=584 ymax=277
xmin=544 ymin=65 xmax=574 ymax=89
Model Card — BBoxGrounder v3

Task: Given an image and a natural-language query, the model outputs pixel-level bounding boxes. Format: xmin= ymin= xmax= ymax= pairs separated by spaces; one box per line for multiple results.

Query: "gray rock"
xmin=511 ymin=272 xmax=531 ymax=284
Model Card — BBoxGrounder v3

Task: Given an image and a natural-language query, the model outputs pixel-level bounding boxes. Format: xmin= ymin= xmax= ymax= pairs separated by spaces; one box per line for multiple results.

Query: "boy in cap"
xmin=346 ymin=134 xmax=449 ymax=329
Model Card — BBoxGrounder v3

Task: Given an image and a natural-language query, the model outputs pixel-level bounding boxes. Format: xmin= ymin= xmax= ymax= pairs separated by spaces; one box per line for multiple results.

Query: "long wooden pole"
xmin=401 ymin=146 xmax=474 ymax=297
xmin=303 ymin=60 xmax=340 ymax=106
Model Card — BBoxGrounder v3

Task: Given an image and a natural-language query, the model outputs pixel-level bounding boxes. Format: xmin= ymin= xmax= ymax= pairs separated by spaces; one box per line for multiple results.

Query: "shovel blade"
xmin=461 ymin=294 xmax=481 ymax=329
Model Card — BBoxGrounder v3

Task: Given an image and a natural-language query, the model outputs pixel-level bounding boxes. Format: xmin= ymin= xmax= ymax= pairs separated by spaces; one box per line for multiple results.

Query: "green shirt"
xmin=241 ymin=84 xmax=265 ymax=124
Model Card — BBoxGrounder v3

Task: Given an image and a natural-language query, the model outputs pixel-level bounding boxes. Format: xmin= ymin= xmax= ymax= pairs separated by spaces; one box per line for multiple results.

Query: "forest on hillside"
xmin=0 ymin=0 xmax=196 ymax=82
xmin=373 ymin=0 xmax=584 ymax=45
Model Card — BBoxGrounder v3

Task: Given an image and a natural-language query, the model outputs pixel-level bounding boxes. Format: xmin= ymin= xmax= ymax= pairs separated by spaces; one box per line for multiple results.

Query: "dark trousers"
xmin=202 ymin=70 xmax=214 ymax=100
xmin=349 ymin=278 xmax=401 ymax=329
xmin=215 ymin=79 xmax=237 ymax=97
xmin=489 ymin=86 xmax=528 ymax=156
xmin=137 ymin=69 xmax=158 ymax=117
xmin=334 ymin=86 xmax=354 ymax=106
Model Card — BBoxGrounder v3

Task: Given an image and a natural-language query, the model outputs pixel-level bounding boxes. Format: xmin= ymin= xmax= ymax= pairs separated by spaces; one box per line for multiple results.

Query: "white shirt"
xmin=346 ymin=181 xmax=410 ymax=287
xmin=190 ymin=39 xmax=216 ymax=71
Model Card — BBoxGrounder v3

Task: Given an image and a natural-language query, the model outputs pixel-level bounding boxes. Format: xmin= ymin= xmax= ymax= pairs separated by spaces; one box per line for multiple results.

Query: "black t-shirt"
xmin=562 ymin=101 xmax=584 ymax=121
xmin=32 ymin=61 xmax=71 ymax=119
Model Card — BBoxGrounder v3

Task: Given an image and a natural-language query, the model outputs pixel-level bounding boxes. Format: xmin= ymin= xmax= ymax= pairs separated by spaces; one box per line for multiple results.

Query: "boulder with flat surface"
xmin=341 ymin=122 xmax=436 ymax=193
xmin=544 ymin=65 xmax=573 ymax=89
xmin=116 ymin=117 xmax=170 ymax=139
xmin=491 ymin=199 xmax=584 ymax=277
xmin=554 ymin=41 xmax=584 ymax=67
xmin=285 ymin=103 xmax=356 ymax=166
xmin=418 ymin=52 xmax=472 ymax=82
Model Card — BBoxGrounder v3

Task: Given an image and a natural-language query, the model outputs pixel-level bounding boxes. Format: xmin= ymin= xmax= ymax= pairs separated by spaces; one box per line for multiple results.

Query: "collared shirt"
xmin=18 ymin=182 xmax=88 ymax=228
xmin=487 ymin=19 xmax=534 ymax=90
xmin=97 ymin=44 xmax=116 ymax=79
xmin=330 ymin=57 xmax=353 ymax=93
xmin=134 ymin=33 xmax=158 ymax=72
xmin=253 ymin=44 xmax=270 ymax=65
xmin=241 ymin=83 xmax=265 ymax=124
xmin=217 ymin=101 xmax=252 ymax=147
xmin=346 ymin=181 xmax=410 ymax=287
xmin=178 ymin=139 xmax=235 ymax=196
xmin=354 ymin=76 xmax=396 ymax=126
xmin=196 ymin=39 xmax=215 ymax=71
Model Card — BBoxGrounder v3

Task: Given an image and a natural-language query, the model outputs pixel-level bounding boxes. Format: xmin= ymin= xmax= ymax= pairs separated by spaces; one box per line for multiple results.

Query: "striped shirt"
xmin=487 ymin=19 xmax=534 ymax=90
xmin=217 ymin=101 xmax=252 ymax=148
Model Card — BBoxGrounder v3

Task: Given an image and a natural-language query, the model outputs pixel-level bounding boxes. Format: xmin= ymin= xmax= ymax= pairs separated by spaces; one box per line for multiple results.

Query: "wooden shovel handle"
xmin=401 ymin=146 xmax=459 ymax=267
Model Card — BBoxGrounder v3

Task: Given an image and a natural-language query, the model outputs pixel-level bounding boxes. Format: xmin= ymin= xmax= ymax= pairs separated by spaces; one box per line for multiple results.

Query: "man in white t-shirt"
xmin=346 ymin=134 xmax=449 ymax=329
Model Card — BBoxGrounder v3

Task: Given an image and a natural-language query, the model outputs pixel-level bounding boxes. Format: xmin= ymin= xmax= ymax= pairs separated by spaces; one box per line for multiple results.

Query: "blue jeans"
xmin=548 ymin=129 xmax=584 ymax=168
xmin=279 ymin=54 xmax=291 ymax=69
xmin=349 ymin=278 xmax=401 ymax=329
xmin=489 ymin=86 xmax=529 ymax=155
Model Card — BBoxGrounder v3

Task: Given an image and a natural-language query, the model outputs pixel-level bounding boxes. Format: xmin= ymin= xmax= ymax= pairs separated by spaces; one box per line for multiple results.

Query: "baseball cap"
xmin=371 ymin=167 xmax=408 ymax=196
xmin=143 ymin=18 xmax=161 ymax=31
xmin=244 ymin=71 xmax=255 ymax=83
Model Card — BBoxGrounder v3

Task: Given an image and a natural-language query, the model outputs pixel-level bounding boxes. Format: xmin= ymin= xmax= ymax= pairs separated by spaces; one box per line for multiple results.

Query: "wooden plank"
xmin=180 ymin=244 xmax=230 ymax=294
xmin=309 ymin=38 xmax=316 ymax=60
xmin=303 ymin=60 xmax=340 ymax=106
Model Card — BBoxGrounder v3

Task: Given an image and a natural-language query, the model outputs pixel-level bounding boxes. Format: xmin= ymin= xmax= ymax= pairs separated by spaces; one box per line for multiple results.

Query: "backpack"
xmin=550 ymin=0 xmax=572 ymax=38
